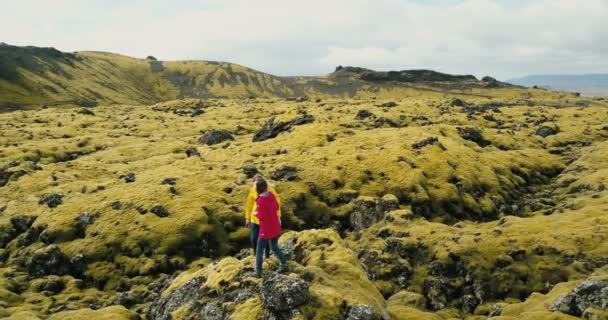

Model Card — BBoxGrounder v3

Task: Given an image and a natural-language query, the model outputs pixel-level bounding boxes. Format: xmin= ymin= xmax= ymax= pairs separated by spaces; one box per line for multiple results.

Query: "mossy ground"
xmin=0 ymin=85 xmax=607 ymax=319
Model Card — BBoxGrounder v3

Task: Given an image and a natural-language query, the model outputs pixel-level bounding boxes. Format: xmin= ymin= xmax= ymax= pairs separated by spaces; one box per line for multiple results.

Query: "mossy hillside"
xmin=4 ymin=43 xmax=587 ymax=111
xmin=0 ymin=87 xmax=607 ymax=318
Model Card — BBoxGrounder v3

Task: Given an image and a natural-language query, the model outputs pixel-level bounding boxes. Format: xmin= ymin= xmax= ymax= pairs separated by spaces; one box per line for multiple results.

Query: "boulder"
xmin=535 ymin=125 xmax=559 ymax=137
xmin=450 ymin=98 xmax=466 ymax=107
xmin=350 ymin=195 xmax=399 ymax=230
xmin=201 ymin=302 xmax=225 ymax=320
xmin=185 ymin=147 xmax=201 ymax=157
xmin=74 ymin=212 xmax=94 ymax=238
xmin=271 ymin=166 xmax=298 ymax=181
xmin=261 ymin=272 xmax=309 ymax=312
xmin=457 ymin=127 xmax=490 ymax=147
xmin=148 ymin=277 xmax=207 ymax=320
xmin=198 ymin=129 xmax=234 ymax=145
xmin=39 ymin=193 xmax=64 ymax=208
xmin=0 ymin=224 xmax=17 ymax=248
xmin=550 ymin=280 xmax=608 ymax=317
xmin=10 ymin=215 xmax=36 ymax=233
xmin=346 ymin=304 xmax=381 ymax=320
xmin=378 ymin=101 xmax=398 ymax=108
xmin=253 ymin=115 xmax=314 ymax=142
xmin=355 ymin=110 xmax=374 ymax=120
xmin=120 ymin=173 xmax=136 ymax=183
xmin=27 ymin=244 xmax=71 ymax=277
xmin=150 ymin=205 xmax=169 ymax=218
xmin=412 ymin=137 xmax=438 ymax=150
xmin=242 ymin=165 xmax=259 ymax=178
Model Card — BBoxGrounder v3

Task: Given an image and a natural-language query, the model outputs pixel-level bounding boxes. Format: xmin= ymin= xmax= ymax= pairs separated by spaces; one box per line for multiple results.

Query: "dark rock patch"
xmin=535 ymin=125 xmax=559 ymax=137
xmin=199 ymin=130 xmax=234 ymax=145
xmin=38 ymin=193 xmax=64 ymax=208
xmin=120 ymin=173 xmax=136 ymax=183
xmin=74 ymin=212 xmax=94 ymax=238
xmin=162 ymin=178 xmax=177 ymax=185
xmin=27 ymin=244 xmax=82 ymax=277
xmin=242 ymin=165 xmax=258 ymax=178
xmin=349 ymin=195 xmax=399 ymax=230
xmin=253 ymin=114 xmax=314 ymax=142
xmin=355 ymin=110 xmax=374 ymax=120
xmin=458 ymin=127 xmax=490 ymax=147
xmin=450 ymin=98 xmax=466 ymax=107
xmin=378 ymin=101 xmax=398 ymax=108
xmin=412 ymin=137 xmax=439 ymax=150
xmin=261 ymin=272 xmax=309 ymax=312
xmin=345 ymin=304 xmax=381 ymax=320
xmin=271 ymin=166 xmax=298 ymax=181
xmin=150 ymin=205 xmax=170 ymax=218
xmin=148 ymin=277 xmax=206 ymax=320
xmin=11 ymin=215 xmax=36 ymax=233
xmin=185 ymin=147 xmax=201 ymax=157
xmin=550 ymin=280 xmax=608 ymax=317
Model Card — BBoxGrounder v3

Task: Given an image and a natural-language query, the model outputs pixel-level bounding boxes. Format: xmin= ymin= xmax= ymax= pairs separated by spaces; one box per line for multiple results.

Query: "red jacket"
xmin=255 ymin=192 xmax=281 ymax=239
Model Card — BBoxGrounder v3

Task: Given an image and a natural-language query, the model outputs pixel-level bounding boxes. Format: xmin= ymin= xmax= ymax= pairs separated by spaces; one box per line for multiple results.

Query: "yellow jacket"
xmin=245 ymin=186 xmax=281 ymax=224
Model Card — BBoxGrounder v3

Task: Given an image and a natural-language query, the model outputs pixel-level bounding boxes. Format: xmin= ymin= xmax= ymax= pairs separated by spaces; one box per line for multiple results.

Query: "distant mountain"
xmin=1 ymin=43 xmax=508 ymax=109
xmin=507 ymin=74 xmax=608 ymax=96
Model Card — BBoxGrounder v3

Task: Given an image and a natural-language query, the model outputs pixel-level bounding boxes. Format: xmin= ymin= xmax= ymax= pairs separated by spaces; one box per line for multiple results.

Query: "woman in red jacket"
xmin=253 ymin=179 xmax=287 ymax=276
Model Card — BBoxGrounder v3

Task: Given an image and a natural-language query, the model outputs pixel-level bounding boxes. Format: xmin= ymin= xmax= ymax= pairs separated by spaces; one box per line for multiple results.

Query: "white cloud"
xmin=1 ymin=0 xmax=607 ymax=79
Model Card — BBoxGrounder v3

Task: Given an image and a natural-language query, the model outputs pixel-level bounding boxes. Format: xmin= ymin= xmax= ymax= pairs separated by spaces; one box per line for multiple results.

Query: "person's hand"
xmin=245 ymin=219 xmax=250 ymax=227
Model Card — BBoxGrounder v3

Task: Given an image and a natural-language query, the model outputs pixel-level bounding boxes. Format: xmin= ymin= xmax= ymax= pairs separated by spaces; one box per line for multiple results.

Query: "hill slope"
xmin=1 ymin=44 xmax=508 ymax=110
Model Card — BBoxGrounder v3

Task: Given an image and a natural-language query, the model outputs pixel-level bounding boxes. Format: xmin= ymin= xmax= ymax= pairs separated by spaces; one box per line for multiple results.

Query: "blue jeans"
xmin=256 ymin=236 xmax=287 ymax=276
xmin=250 ymin=223 xmax=270 ymax=258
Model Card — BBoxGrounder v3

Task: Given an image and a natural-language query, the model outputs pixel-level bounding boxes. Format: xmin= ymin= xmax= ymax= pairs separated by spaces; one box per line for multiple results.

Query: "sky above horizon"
xmin=1 ymin=0 xmax=607 ymax=80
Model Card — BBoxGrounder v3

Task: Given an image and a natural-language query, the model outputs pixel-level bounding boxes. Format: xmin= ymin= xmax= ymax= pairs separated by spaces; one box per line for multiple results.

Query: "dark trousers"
xmin=250 ymin=223 xmax=270 ymax=258
xmin=256 ymin=236 xmax=287 ymax=275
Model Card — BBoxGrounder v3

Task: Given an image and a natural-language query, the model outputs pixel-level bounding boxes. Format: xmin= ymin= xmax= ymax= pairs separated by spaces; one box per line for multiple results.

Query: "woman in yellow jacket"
xmin=245 ymin=175 xmax=281 ymax=259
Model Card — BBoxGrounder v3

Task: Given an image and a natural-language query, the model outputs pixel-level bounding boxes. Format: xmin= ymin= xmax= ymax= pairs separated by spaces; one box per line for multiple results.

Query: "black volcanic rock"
xmin=355 ymin=110 xmax=374 ymax=120
xmin=332 ymin=66 xmax=477 ymax=83
xmin=535 ymin=125 xmax=559 ymax=137
xmin=198 ymin=130 xmax=234 ymax=145
xmin=412 ymin=137 xmax=439 ymax=150
xmin=253 ymin=114 xmax=314 ymax=142
xmin=261 ymin=272 xmax=309 ymax=311
xmin=458 ymin=127 xmax=490 ymax=147
xmin=551 ymin=280 xmax=608 ymax=317
xmin=39 ymin=193 xmax=64 ymax=208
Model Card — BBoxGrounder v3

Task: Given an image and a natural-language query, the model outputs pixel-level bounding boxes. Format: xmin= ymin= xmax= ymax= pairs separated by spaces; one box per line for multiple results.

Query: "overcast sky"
xmin=1 ymin=0 xmax=607 ymax=80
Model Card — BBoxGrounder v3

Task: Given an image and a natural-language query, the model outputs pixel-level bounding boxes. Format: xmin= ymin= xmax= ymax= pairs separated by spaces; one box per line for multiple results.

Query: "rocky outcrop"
xmin=457 ymin=127 xmax=490 ymax=147
xmin=198 ymin=129 xmax=234 ymax=145
xmin=147 ymin=277 xmax=206 ymax=320
xmin=332 ymin=66 xmax=478 ymax=83
xmin=38 ymin=193 xmax=64 ymax=208
xmin=261 ymin=272 xmax=309 ymax=319
xmin=535 ymin=125 xmax=559 ymax=137
xmin=412 ymin=137 xmax=439 ymax=150
xmin=550 ymin=280 xmax=608 ymax=317
xmin=253 ymin=114 xmax=314 ymax=142
xmin=355 ymin=110 xmax=374 ymax=120
xmin=26 ymin=244 xmax=84 ymax=277
xmin=271 ymin=166 xmax=298 ymax=181
xmin=185 ymin=147 xmax=201 ymax=157
xmin=349 ymin=195 xmax=399 ymax=230
xmin=346 ymin=304 xmax=382 ymax=320
xmin=74 ymin=212 xmax=94 ymax=238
